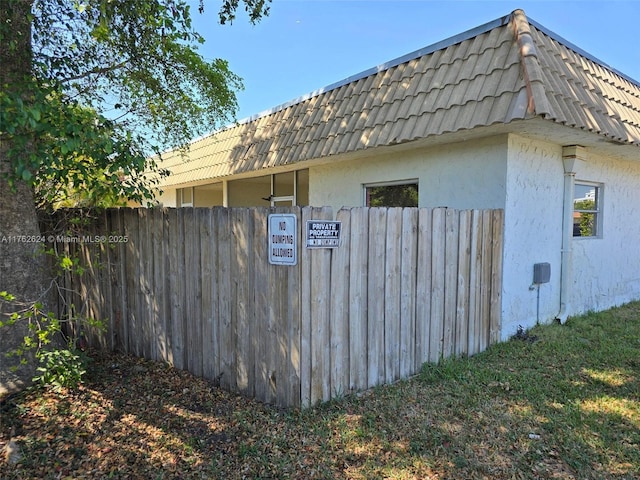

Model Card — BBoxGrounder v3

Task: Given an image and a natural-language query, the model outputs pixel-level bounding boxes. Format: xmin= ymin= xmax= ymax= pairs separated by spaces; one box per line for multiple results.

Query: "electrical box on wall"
xmin=533 ymin=262 xmax=551 ymax=284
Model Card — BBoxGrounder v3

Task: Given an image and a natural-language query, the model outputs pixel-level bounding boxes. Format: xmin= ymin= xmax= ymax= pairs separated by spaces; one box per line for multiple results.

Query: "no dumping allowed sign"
xmin=306 ymin=220 xmax=341 ymax=248
xmin=268 ymin=214 xmax=297 ymax=265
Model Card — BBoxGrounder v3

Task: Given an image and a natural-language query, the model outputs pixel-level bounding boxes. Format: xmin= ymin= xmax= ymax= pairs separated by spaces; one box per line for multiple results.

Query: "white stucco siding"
xmin=570 ymin=154 xmax=640 ymax=314
xmin=308 ymin=136 xmax=508 ymax=210
xmin=501 ymin=134 xmax=565 ymax=339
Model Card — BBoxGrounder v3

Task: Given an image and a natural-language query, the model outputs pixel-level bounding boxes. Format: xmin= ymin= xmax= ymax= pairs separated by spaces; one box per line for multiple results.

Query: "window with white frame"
xmin=177 ymin=187 xmax=194 ymax=207
xmin=573 ymin=182 xmax=602 ymax=237
xmin=365 ymin=180 xmax=419 ymax=207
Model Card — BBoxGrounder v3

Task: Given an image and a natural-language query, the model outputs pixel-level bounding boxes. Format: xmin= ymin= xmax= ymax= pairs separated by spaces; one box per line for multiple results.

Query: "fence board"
xmin=384 ymin=208 xmax=402 ymax=384
xmin=309 ymin=207 xmax=333 ymax=404
xmin=170 ymin=208 xmax=185 ymax=369
xmin=299 ymin=207 xmax=313 ymax=407
xmin=286 ymin=211 xmax=302 ymax=408
xmin=429 ymin=208 xmax=446 ymax=363
xmin=480 ymin=210 xmax=492 ymax=353
xmin=443 ymin=209 xmax=458 ymax=359
xmin=415 ymin=208 xmax=432 ymax=368
xmin=62 ymin=206 xmax=503 ymax=408
xmin=138 ymin=209 xmax=153 ymax=360
xmin=232 ymin=208 xmax=254 ymax=396
xmin=348 ymin=208 xmax=368 ymax=392
xmin=330 ymin=208 xmax=351 ymax=398
xmin=490 ymin=210 xmax=504 ymax=344
xmin=400 ymin=208 xmax=417 ymax=377
xmin=367 ymin=208 xmax=386 ymax=388
xmin=199 ymin=208 xmax=215 ymax=380
xmin=216 ymin=208 xmax=234 ymax=391
xmin=253 ymin=208 xmax=269 ymax=403
xmin=455 ymin=210 xmax=471 ymax=357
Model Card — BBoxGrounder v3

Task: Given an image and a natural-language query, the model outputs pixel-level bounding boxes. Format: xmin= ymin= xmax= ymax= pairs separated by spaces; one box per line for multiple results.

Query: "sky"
xmin=190 ymin=0 xmax=640 ymax=125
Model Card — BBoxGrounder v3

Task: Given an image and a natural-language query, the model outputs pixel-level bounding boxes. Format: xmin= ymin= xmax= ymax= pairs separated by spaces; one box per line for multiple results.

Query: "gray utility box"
xmin=533 ymin=262 xmax=551 ymax=284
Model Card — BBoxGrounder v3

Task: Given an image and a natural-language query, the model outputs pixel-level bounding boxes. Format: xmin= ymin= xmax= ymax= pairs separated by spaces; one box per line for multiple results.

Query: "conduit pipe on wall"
xmin=556 ymin=146 xmax=586 ymax=324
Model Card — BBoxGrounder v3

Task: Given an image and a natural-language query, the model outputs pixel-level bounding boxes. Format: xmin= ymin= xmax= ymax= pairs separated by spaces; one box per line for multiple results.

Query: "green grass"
xmin=2 ymin=302 xmax=639 ymax=479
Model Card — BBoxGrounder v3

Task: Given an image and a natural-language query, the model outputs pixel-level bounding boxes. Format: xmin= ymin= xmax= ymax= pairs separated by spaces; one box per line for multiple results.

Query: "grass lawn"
xmin=1 ymin=303 xmax=639 ymax=479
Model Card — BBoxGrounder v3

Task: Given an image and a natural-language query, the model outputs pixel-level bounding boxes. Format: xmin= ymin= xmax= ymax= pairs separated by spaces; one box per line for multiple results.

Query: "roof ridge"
xmin=509 ymin=9 xmax=551 ymax=117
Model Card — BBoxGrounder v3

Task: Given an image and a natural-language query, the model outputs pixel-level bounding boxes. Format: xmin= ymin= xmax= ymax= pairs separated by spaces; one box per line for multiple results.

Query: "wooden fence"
xmin=58 ymin=206 xmax=503 ymax=408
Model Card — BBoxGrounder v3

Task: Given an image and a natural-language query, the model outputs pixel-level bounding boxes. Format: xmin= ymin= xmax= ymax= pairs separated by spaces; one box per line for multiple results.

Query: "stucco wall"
xmin=570 ymin=153 xmax=640 ymax=315
xmin=502 ymin=134 xmax=564 ymax=339
xmin=156 ymin=188 xmax=177 ymax=208
xmin=308 ymin=136 xmax=508 ymax=210
xmin=502 ymin=134 xmax=640 ymax=339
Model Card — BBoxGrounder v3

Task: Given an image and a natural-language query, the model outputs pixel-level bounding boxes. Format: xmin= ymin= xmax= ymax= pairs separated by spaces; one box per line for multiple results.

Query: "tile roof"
xmin=158 ymin=9 xmax=640 ymax=188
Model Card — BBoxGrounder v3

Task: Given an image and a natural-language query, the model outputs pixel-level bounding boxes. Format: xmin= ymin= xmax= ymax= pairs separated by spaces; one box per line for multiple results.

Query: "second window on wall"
xmin=365 ymin=180 xmax=419 ymax=207
xmin=573 ymin=181 xmax=602 ymax=238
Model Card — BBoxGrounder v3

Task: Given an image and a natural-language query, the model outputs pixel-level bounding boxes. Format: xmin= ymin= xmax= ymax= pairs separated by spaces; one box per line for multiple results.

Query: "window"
xmin=177 ymin=187 xmax=194 ymax=207
xmin=573 ymin=182 xmax=602 ymax=237
xmin=365 ymin=181 xmax=418 ymax=207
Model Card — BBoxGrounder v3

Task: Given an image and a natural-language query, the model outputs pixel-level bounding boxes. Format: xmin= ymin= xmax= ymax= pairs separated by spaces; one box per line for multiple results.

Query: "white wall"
xmin=570 ymin=153 xmax=640 ymax=314
xmin=501 ymin=134 xmax=640 ymax=339
xmin=309 ymin=136 xmax=508 ymax=210
xmin=501 ymin=134 xmax=565 ymax=339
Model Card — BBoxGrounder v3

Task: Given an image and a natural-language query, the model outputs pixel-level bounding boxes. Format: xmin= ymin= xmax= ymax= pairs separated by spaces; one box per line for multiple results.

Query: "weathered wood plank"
xmin=299 ymin=206 xmax=313 ymax=407
xmin=170 ymin=208 xmax=186 ymax=369
xmin=101 ymin=210 xmax=115 ymax=351
xmin=489 ymin=209 xmax=504 ymax=345
xmin=208 ymin=208 xmax=221 ymax=381
xmin=348 ymin=207 xmax=368 ymax=392
xmin=330 ymin=208 xmax=351 ymax=398
xmin=273 ymin=206 xmax=296 ymax=407
xmin=367 ymin=207 xmax=386 ymax=388
xmin=232 ymin=208 xmax=254 ymax=396
xmin=415 ymin=208 xmax=432 ymax=368
xmin=112 ymin=209 xmax=127 ymax=353
xmin=309 ymin=206 xmax=333 ymax=404
xmin=443 ymin=209 xmax=458 ymax=359
xmin=253 ymin=208 xmax=269 ymax=403
xmin=148 ymin=208 xmax=162 ymax=361
xmin=137 ymin=208 xmax=152 ymax=360
xmin=479 ymin=210 xmax=492 ymax=353
xmin=455 ymin=210 xmax=471 ymax=357
xmin=429 ymin=208 xmax=446 ymax=363
xmin=384 ymin=208 xmax=402 ymax=384
xmin=185 ymin=209 xmax=204 ymax=377
xmin=200 ymin=208 xmax=215 ymax=380
xmin=400 ymin=208 xmax=417 ymax=378
xmin=154 ymin=208 xmax=170 ymax=363
xmin=468 ymin=210 xmax=483 ymax=355
xmin=216 ymin=208 xmax=234 ymax=391
xmin=123 ymin=209 xmax=140 ymax=356
xmin=285 ymin=206 xmax=302 ymax=408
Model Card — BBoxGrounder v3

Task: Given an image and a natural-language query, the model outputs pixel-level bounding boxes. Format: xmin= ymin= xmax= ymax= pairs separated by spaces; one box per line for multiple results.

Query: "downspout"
xmin=556 ymin=146 xmax=585 ymax=323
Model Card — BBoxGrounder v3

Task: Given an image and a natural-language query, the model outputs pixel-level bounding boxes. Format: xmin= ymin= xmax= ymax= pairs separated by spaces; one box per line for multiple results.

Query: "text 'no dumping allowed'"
xmin=268 ymin=214 xmax=297 ymax=265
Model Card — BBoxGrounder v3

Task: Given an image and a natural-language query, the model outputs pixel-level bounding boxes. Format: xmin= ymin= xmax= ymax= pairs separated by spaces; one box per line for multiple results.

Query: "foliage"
xmin=1 ymin=0 xmax=271 ymax=210
xmin=0 ymin=289 xmax=103 ymax=391
xmin=0 ymin=84 xmax=164 ymax=209
xmin=33 ymin=348 xmax=88 ymax=392
xmin=574 ymin=199 xmax=596 ymax=237
xmin=367 ymin=184 xmax=419 ymax=207
xmin=0 ymin=0 xmax=269 ymax=392
xmin=2 ymin=303 xmax=639 ymax=478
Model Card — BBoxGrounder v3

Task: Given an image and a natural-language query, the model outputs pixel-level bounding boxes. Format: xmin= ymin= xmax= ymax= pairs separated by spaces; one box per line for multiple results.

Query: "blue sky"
xmin=191 ymin=0 xmax=640 ymax=123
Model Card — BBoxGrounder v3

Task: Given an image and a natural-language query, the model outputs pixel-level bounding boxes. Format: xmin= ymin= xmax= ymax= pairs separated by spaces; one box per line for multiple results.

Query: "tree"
xmin=0 ymin=0 xmax=270 ymax=396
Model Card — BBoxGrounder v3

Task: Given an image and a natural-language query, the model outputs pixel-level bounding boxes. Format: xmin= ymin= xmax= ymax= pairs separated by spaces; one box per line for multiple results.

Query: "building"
xmin=153 ymin=9 xmax=640 ymax=338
